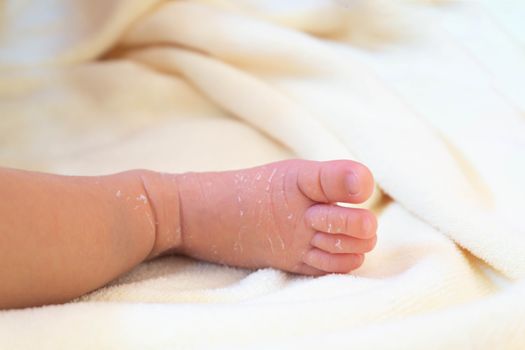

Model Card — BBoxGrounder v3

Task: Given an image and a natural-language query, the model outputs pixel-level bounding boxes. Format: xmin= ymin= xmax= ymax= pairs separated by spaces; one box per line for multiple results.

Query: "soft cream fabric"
xmin=0 ymin=0 xmax=524 ymax=348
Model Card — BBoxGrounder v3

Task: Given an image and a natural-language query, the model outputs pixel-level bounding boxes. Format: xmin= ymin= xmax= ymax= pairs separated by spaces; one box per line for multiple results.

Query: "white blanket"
xmin=1 ymin=0 xmax=524 ymax=348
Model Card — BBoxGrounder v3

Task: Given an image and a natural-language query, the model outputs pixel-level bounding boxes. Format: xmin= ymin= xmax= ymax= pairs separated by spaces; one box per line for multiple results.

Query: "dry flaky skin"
xmin=0 ymin=159 xmax=375 ymax=309
xmin=151 ymin=158 xmax=377 ymax=276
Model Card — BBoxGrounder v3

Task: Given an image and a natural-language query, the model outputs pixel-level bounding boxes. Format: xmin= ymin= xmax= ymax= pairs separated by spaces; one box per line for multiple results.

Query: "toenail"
xmin=346 ymin=172 xmax=361 ymax=195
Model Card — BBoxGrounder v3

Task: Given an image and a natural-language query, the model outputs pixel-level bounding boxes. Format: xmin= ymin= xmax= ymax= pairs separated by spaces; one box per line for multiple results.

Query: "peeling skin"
xmin=267 ymin=236 xmax=275 ymax=255
xmin=234 ymin=174 xmax=242 ymax=185
xmin=136 ymin=194 xmax=148 ymax=203
xmin=161 ymin=160 xmax=374 ymax=277
xmin=266 ymin=168 xmax=277 ymax=191
xmin=145 ymin=212 xmax=155 ymax=229
xmin=277 ymin=235 xmax=285 ymax=250
xmin=236 ymin=214 xmax=245 ymax=253
xmin=268 ymin=168 xmax=277 ymax=182
xmin=234 ymin=241 xmax=243 ymax=254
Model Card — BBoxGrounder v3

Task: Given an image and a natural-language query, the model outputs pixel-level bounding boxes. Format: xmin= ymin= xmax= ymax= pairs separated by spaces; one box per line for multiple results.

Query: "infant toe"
xmin=303 ymin=248 xmax=364 ymax=273
xmin=311 ymin=232 xmax=376 ymax=254
xmin=297 ymin=160 xmax=374 ymax=204
xmin=304 ymin=204 xmax=377 ymax=239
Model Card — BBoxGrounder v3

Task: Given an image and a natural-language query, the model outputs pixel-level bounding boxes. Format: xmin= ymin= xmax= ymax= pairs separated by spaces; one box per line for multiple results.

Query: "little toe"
xmin=304 ymin=204 xmax=377 ymax=239
xmin=293 ymin=263 xmax=328 ymax=276
xmin=297 ymin=159 xmax=374 ymax=204
xmin=311 ymin=233 xmax=376 ymax=254
xmin=303 ymin=248 xmax=364 ymax=273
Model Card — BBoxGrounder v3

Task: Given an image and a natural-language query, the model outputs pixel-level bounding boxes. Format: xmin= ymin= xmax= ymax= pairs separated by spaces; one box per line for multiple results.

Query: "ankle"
xmin=138 ymin=170 xmax=183 ymax=259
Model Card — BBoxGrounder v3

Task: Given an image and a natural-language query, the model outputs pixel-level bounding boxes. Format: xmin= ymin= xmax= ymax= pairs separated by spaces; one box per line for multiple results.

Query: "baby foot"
xmin=167 ymin=159 xmax=376 ymax=275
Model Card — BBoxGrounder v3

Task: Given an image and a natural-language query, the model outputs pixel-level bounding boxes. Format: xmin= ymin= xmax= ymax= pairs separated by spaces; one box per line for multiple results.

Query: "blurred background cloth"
xmin=1 ymin=0 xmax=524 ymax=349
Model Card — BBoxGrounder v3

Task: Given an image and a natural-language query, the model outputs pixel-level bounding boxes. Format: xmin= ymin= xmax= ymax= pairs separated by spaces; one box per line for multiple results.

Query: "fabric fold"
xmin=1 ymin=0 xmax=524 ymax=348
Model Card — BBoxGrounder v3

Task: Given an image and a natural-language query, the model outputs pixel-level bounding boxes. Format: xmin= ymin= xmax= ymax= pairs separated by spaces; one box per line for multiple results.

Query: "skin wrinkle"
xmin=254 ymin=195 xmax=265 ymax=264
xmin=281 ymin=167 xmax=290 ymax=211
xmin=172 ymin=175 xmax=183 ymax=249
xmin=140 ymin=173 xmax=177 ymax=256
xmin=287 ymin=169 xmax=302 ymax=256
xmin=267 ymin=167 xmax=287 ymax=258
xmin=317 ymin=165 xmax=331 ymax=203
xmin=185 ymin=173 xmax=206 ymax=243
xmin=267 ymin=170 xmax=278 ymax=256
xmin=344 ymin=209 xmax=352 ymax=234
xmin=324 ymin=206 xmax=330 ymax=230
xmin=280 ymin=165 xmax=293 ymax=251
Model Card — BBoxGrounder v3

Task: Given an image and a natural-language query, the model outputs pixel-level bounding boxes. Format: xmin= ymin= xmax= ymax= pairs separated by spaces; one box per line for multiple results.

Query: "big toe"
xmin=297 ymin=159 xmax=374 ymax=204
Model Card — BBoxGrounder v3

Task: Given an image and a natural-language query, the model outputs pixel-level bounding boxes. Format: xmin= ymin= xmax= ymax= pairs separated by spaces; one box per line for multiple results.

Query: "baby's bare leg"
xmin=0 ymin=168 xmax=178 ymax=309
xmin=0 ymin=159 xmax=376 ymax=309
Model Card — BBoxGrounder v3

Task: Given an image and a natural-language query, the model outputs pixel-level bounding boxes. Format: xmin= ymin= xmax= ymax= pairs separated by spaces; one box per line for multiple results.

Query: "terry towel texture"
xmin=0 ymin=0 xmax=524 ymax=348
